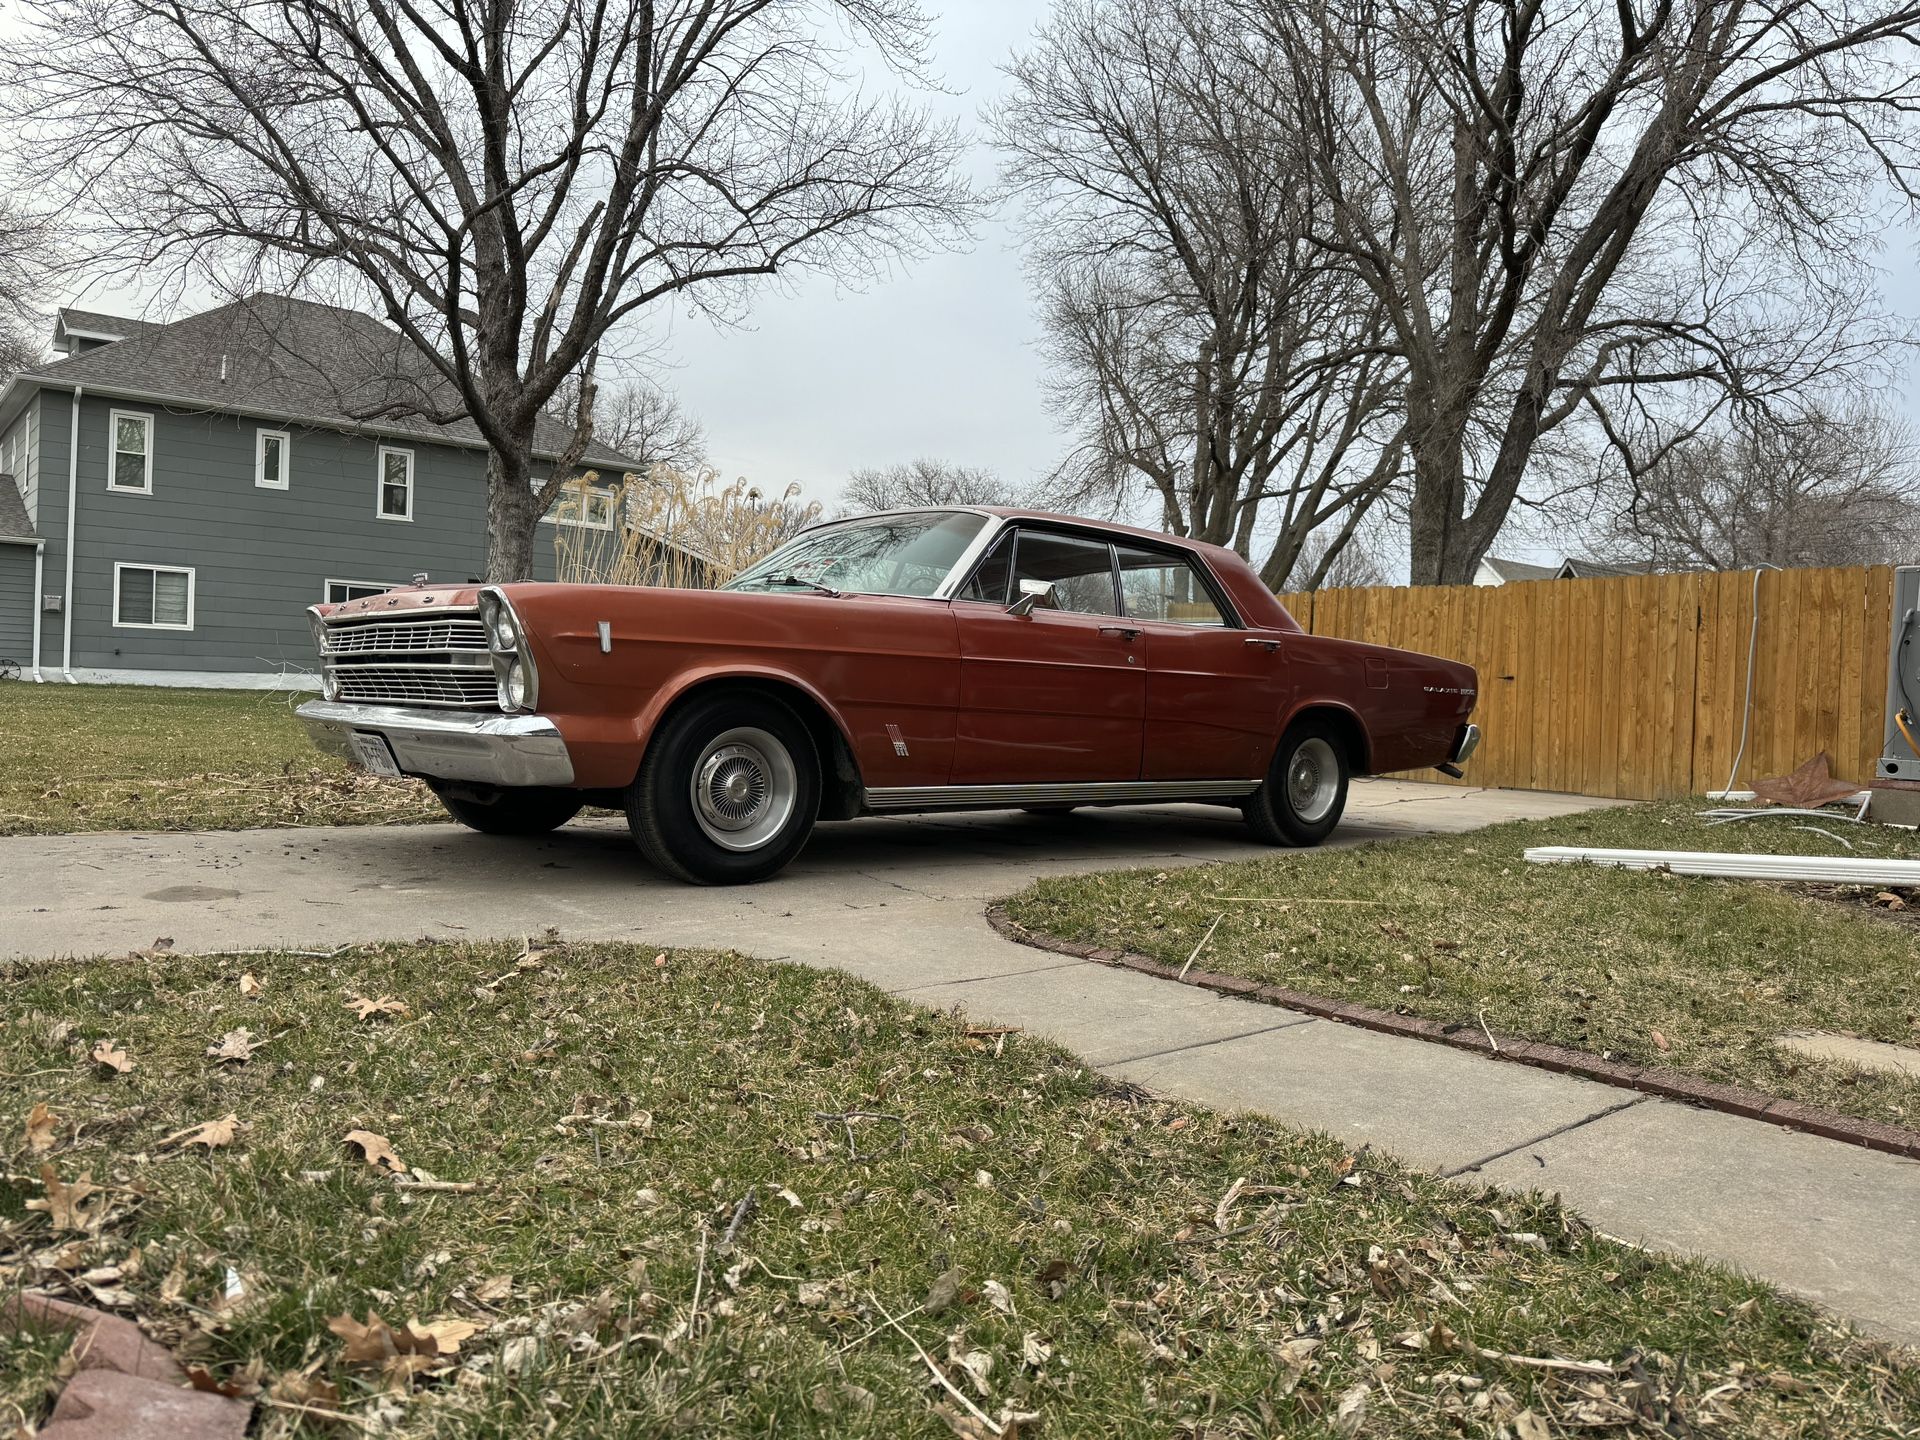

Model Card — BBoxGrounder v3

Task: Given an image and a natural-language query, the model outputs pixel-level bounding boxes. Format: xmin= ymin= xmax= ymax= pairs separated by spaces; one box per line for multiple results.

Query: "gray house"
xmin=0 ymin=295 xmax=638 ymax=686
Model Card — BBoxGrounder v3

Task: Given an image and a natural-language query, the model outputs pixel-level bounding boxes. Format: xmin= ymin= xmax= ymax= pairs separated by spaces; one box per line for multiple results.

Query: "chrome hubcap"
xmin=691 ymin=726 xmax=796 ymax=852
xmin=1286 ymin=736 xmax=1339 ymax=824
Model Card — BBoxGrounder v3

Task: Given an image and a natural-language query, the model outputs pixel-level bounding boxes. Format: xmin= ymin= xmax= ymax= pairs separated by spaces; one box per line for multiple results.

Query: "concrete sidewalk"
xmin=4 ymin=779 xmax=1916 ymax=1344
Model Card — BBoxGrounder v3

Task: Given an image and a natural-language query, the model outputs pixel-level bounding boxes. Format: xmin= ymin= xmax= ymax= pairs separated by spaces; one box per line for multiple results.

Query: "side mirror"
xmin=1008 ymin=579 xmax=1056 ymax=617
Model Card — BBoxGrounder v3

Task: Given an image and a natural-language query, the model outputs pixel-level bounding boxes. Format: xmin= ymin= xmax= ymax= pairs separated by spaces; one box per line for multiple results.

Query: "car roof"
xmin=813 ymin=505 xmax=1234 ymax=560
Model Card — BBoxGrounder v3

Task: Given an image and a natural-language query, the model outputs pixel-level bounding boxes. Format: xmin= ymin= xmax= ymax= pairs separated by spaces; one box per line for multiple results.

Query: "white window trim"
xmin=376 ymin=446 xmax=415 ymax=521
xmin=540 ymin=483 xmax=618 ymax=531
xmin=324 ymin=578 xmax=393 ymax=604
xmin=107 ymin=409 xmax=154 ymax=495
xmin=256 ymin=428 xmax=291 ymax=490
xmin=112 ymin=561 xmax=196 ymax=631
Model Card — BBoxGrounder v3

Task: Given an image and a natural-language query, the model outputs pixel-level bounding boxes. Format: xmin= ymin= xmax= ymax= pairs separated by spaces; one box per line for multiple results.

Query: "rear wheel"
xmin=430 ymin=783 xmax=583 ymax=836
xmin=627 ymin=693 xmax=820 ymax=885
xmin=1243 ymin=717 xmax=1349 ymax=847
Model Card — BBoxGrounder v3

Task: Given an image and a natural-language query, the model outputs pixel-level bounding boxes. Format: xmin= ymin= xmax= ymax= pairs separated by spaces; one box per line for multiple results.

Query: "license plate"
xmin=349 ymin=732 xmax=402 ymax=778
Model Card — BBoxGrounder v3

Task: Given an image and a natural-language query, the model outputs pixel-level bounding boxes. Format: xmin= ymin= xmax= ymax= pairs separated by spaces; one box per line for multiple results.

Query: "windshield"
xmin=723 ymin=511 xmax=990 ymax=599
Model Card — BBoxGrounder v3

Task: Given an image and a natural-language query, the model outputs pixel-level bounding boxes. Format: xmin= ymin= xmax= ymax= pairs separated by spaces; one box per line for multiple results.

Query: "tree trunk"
xmin=485 ymin=442 xmax=541 ymax=581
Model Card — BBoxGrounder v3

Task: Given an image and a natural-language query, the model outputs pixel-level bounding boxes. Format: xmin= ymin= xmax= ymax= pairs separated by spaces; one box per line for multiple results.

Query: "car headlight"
xmin=487 ymin=605 xmax=518 ymax=651
xmin=497 ymin=658 xmax=527 ymax=712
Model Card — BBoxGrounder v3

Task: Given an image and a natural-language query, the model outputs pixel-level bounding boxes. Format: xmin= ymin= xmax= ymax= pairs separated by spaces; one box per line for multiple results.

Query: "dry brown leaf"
xmin=267 ymin=1369 xmax=341 ymax=1409
xmin=1750 ymin=752 xmax=1861 ymax=809
xmin=24 ymin=1164 xmax=109 ymax=1233
xmin=26 ymin=1102 xmax=57 ymax=1155
xmin=345 ymin=995 xmax=412 ymax=1020
xmin=185 ymin=1363 xmax=261 ymax=1398
xmin=158 ymin=1113 xmax=241 ymax=1151
xmin=205 ymin=1028 xmax=259 ymax=1064
xmin=128 ymin=937 xmax=176 ymax=960
xmin=328 ymin=1310 xmax=478 ymax=1392
xmin=239 ymin=972 xmax=264 ymax=997
xmin=471 ymin=1274 xmax=514 ymax=1304
xmin=1651 ymin=1030 xmax=1671 ymax=1053
xmin=90 ymin=1040 xmax=133 ymax=1074
xmin=1513 ymin=1410 xmax=1551 ymax=1440
xmin=344 ymin=1129 xmax=409 ymax=1174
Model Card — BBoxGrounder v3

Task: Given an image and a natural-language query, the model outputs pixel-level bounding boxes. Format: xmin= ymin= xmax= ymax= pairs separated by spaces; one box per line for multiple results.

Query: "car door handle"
xmin=1244 ymin=637 xmax=1282 ymax=652
xmin=1098 ymin=625 xmax=1142 ymax=640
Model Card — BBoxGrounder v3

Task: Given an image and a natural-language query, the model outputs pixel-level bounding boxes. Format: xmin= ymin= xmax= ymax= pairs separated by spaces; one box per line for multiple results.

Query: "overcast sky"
xmin=11 ymin=0 xmax=1919 ymax=520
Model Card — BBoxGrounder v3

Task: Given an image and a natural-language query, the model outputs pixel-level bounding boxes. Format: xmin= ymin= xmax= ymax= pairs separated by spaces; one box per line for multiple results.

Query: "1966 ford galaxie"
xmin=296 ymin=508 xmax=1480 ymax=884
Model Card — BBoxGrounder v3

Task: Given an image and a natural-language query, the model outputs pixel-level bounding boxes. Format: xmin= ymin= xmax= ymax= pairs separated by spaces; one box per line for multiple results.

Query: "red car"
xmin=297 ymin=508 xmax=1480 ymax=883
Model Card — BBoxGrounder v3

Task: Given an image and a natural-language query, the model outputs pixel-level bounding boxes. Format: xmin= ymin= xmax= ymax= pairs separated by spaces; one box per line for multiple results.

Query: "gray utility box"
xmin=1877 ymin=566 xmax=1920 ymax=781
xmin=1873 ymin=566 xmax=1920 ymax=825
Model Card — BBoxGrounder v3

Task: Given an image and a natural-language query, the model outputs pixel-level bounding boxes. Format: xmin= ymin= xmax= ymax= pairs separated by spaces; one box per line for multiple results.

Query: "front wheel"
xmin=1243 ymin=718 xmax=1349 ymax=847
xmin=626 ymin=693 xmax=820 ymax=885
xmin=430 ymin=783 xmax=584 ymax=836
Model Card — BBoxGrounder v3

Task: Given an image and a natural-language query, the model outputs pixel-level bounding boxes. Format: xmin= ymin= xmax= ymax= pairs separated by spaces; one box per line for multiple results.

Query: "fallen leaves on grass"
xmin=157 ymin=1113 xmax=242 ymax=1151
xmin=24 ymin=1164 xmax=110 ymax=1233
xmin=344 ymin=1129 xmax=409 ymax=1174
xmin=346 ymin=994 xmax=412 ymax=1020
xmin=89 ymin=1039 xmax=132 ymax=1074
xmin=127 ymin=936 xmax=175 ymax=960
xmin=328 ymin=1310 xmax=481 ymax=1390
xmin=239 ymin=972 xmax=264 ymax=997
xmin=25 ymin=1102 xmax=57 ymax=1153
xmin=204 ymin=1028 xmax=259 ymax=1064
xmin=1751 ymin=752 xmax=1861 ymax=809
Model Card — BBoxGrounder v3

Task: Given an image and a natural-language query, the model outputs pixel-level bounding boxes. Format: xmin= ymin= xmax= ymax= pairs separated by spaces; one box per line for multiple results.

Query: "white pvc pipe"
xmin=1525 ymin=846 xmax=1920 ymax=887
xmin=61 ymin=383 xmax=81 ymax=682
xmin=31 ymin=539 xmax=43 ymax=680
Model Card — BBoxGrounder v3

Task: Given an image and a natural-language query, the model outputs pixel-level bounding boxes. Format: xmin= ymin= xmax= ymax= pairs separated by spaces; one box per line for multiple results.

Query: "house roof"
xmin=12 ymin=295 xmax=640 ymax=471
xmin=1559 ymin=556 xmax=1655 ymax=579
xmin=0 ymin=473 xmax=33 ymax=539
xmin=1480 ymin=555 xmax=1561 ymax=583
xmin=54 ymin=308 xmax=166 ymax=348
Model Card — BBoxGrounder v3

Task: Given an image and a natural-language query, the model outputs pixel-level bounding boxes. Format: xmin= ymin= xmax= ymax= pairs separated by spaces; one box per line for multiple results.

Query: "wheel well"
xmin=645 ymin=677 xmax=865 ymax=820
xmin=1284 ymin=705 xmax=1371 ymax=775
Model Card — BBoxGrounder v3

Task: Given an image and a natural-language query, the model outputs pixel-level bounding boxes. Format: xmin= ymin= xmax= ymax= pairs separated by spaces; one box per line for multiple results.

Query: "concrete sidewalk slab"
xmin=1474 ymin=1098 xmax=1920 ymax=1342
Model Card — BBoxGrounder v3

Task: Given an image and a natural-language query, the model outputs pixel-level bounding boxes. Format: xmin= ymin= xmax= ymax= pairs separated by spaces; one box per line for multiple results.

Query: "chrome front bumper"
xmin=1450 ymin=723 xmax=1482 ymax=765
xmin=296 ymin=700 xmax=575 ymax=787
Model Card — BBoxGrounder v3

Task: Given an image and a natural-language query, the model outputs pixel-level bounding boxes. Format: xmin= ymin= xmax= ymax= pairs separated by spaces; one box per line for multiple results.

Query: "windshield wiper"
xmin=767 ymin=573 xmax=842 ymax=597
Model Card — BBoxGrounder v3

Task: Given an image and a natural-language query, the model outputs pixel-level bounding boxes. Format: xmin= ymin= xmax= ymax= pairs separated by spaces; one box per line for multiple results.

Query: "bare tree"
xmin=6 ymin=0 xmax=971 ymax=578
xmin=1588 ymin=403 xmax=1920 ymax=569
xmin=996 ymin=0 xmax=1408 ymax=590
xmin=1260 ymin=0 xmax=1920 ymax=584
xmin=554 ymin=375 xmax=709 ymax=477
xmin=1284 ymin=524 xmax=1393 ymax=591
xmin=839 ymin=458 xmax=1008 ymax=515
xmin=0 ymin=200 xmax=54 ymax=375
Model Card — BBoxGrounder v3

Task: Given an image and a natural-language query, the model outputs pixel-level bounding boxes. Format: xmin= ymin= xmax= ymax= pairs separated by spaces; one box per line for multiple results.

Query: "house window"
xmin=113 ymin=563 xmax=194 ymax=630
xmin=324 ymin=579 xmax=391 ymax=604
xmin=256 ymin=429 xmax=290 ymax=489
xmin=546 ymin=485 xmax=617 ymax=530
xmin=109 ymin=411 xmax=153 ymax=493
xmin=377 ymin=447 xmax=413 ymax=520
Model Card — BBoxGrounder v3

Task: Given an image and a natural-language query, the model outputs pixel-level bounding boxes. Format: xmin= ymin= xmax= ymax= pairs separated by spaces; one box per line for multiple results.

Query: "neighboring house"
xmin=1473 ymin=554 xmax=1658 ymax=585
xmin=0 ymin=295 xmax=642 ymax=686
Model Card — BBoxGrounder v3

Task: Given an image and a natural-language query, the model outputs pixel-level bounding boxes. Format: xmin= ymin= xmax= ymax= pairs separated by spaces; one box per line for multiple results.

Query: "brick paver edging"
xmin=984 ymin=905 xmax=1920 ymax=1161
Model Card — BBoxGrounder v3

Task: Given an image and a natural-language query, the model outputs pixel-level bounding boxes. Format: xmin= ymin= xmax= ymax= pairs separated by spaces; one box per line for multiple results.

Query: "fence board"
xmin=1283 ymin=563 xmax=1895 ymax=800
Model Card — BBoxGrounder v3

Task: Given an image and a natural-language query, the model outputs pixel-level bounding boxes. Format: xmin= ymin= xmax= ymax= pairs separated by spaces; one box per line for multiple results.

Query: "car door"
xmin=949 ymin=527 xmax=1146 ymax=785
xmin=1112 ymin=542 xmax=1289 ymax=781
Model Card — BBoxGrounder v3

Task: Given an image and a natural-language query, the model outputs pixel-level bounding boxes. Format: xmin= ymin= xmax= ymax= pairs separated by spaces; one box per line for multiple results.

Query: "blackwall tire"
xmin=429 ymin=784 xmax=584 ymax=836
xmin=627 ymin=693 xmax=820 ymax=885
xmin=1243 ymin=717 xmax=1350 ymax=847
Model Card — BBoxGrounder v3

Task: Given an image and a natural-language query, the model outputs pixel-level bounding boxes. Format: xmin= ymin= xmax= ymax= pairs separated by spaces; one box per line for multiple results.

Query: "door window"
xmin=1008 ymin=530 xmax=1120 ymax=616
xmin=1113 ymin=544 xmax=1228 ymax=626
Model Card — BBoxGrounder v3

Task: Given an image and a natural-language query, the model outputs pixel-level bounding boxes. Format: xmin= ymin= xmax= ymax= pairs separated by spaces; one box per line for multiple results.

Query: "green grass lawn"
xmin=3 ymin=941 xmax=1914 ymax=1438
xmin=0 ymin=682 xmax=438 ymax=835
xmin=1007 ymin=800 xmax=1920 ymax=1131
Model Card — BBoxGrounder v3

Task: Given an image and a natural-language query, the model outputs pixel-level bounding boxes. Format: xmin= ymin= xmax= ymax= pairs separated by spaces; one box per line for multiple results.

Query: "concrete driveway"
xmin=5 ymin=778 xmax=1918 ymax=1345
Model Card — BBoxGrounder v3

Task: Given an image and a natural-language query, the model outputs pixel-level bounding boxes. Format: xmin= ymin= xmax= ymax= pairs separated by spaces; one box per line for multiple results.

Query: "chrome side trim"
xmin=862 ymin=778 xmax=1262 ymax=812
xmin=296 ymin=699 xmax=575 ymax=787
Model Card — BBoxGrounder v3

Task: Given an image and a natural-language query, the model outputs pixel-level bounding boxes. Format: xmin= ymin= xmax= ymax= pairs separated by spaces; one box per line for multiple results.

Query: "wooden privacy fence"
xmin=1276 ymin=565 xmax=1895 ymax=801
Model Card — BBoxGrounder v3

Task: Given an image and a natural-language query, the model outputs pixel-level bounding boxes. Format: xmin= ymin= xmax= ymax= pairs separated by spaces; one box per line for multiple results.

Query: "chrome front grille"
xmin=321 ymin=619 xmax=488 ymax=655
xmin=317 ymin=606 xmax=499 ymax=710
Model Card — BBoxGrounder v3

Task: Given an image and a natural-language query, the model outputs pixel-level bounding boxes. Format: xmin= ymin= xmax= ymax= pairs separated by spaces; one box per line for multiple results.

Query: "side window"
xmin=256 ymin=429 xmax=290 ymax=490
xmin=1012 ymin=530 xmax=1119 ymax=616
xmin=377 ymin=447 xmax=414 ymax=520
xmin=1114 ymin=544 xmax=1228 ymax=626
xmin=957 ymin=529 xmax=1014 ymax=604
xmin=109 ymin=411 xmax=153 ymax=493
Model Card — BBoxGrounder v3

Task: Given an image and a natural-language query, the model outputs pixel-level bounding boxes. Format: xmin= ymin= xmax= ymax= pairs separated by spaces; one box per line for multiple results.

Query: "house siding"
xmin=39 ymin=390 xmax=568 ymax=679
xmin=0 ymin=545 xmax=35 ymax=670
xmin=1 ymin=404 xmax=38 ymax=524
